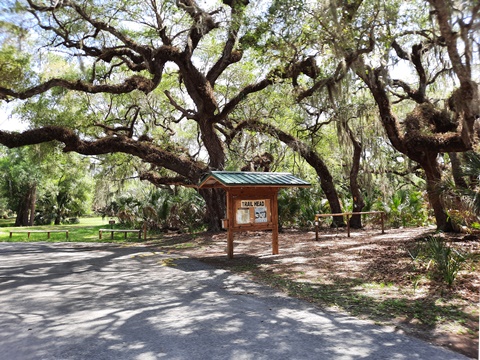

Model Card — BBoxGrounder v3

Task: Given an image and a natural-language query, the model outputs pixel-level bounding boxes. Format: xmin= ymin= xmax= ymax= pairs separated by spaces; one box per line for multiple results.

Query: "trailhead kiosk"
xmin=199 ymin=171 xmax=310 ymax=259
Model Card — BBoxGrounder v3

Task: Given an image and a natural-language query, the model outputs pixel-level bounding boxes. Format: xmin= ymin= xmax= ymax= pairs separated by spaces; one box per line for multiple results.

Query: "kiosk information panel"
xmin=234 ymin=199 xmax=271 ymax=226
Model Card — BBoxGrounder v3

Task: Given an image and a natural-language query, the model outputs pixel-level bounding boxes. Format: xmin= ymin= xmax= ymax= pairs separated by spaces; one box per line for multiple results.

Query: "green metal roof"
xmin=198 ymin=171 xmax=311 ymax=188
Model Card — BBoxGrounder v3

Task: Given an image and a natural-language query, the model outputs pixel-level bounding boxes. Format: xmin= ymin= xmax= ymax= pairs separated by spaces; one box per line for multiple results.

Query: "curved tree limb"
xmin=215 ymin=78 xmax=273 ymax=121
xmin=139 ymin=172 xmax=195 ymax=187
xmin=0 ymin=127 xmax=205 ymax=182
xmin=178 ymin=0 xmax=219 ymax=56
xmin=0 ymin=75 xmax=155 ymax=101
xmin=206 ymin=0 xmax=249 ymax=84
xmin=428 ymin=0 xmax=470 ymax=81
xmin=232 ymin=119 xmax=345 ymax=225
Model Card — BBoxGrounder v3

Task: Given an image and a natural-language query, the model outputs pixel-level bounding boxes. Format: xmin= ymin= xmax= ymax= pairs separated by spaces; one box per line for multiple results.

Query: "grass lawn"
xmin=0 ymin=217 xmax=147 ymax=242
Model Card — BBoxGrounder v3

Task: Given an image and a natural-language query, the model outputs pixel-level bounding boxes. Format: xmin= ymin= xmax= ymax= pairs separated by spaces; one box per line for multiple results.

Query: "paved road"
xmin=0 ymin=242 xmax=472 ymax=360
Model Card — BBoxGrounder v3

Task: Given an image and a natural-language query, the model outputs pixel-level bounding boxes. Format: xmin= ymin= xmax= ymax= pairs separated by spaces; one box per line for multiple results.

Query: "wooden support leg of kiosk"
xmin=272 ymin=190 xmax=279 ymax=255
xmin=272 ymin=229 xmax=279 ymax=255
xmin=227 ymin=229 xmax=234 ymax=259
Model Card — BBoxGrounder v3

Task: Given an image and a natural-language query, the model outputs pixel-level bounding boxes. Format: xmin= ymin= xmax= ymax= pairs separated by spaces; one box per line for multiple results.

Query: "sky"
xmin=0 ymin=103 xmax=27 ymax=131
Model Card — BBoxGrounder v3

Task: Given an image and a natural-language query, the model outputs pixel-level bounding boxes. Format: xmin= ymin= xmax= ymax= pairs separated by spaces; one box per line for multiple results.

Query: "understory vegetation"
xmin=407 ymin=235 xmax=471 ymax=287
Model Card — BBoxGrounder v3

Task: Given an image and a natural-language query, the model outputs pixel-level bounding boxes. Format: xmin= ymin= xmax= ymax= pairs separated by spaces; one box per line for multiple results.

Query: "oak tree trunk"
xmin=199 ymin=188 xmax=226 ymax=232
xmin=29 ymin=184 xmax=36 ymax=226
xmin=421 ymin=153 xmax=454 ymax=232
xmin=449 ymin=152 xmax=468 ymax=189
xmin=346 ymin=123 xmax=365 ymax=229
xmin=15 ymin=185 xmax=36 ymax=226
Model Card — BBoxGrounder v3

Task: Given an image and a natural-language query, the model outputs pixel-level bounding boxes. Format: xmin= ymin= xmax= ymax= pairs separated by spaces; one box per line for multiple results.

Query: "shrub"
xmin=407 ymin=235 xmax=466 ymax=286
xmin=103 ymin=187 xmax=205 ymax=232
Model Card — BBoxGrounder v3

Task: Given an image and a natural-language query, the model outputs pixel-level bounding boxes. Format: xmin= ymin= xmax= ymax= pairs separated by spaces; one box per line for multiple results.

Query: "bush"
xmin=407 ymin=235 xmax=466 ymax=286
xmin=278 ymin=187 xmax=329 ymax=229
xmin=103 ymin=187 xmax=205 ymax=232
xmin=371 ymin=189 xmax=430 ymax=228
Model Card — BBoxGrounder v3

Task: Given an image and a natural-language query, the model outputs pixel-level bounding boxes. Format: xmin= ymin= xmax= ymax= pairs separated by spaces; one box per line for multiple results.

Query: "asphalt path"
xmin=0 ymin=242 xmax=472 ymax=360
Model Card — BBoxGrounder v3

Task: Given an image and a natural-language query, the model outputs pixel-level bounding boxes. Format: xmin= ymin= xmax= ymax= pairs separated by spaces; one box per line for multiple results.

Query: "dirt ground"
xmin=149 ymin=226 xmax=479 ymax=359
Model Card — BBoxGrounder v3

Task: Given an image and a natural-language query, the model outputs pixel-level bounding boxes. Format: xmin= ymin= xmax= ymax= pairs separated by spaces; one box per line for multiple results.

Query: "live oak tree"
xmin=0 ymin=0 xmax=321 ymax=230
xmin=264 ymin=0 xmax=479 ymax=232
xmin=1 ymin=0 xmax=478 ymax=232
xmin=349 ymin=0 xmax=480 ymax=231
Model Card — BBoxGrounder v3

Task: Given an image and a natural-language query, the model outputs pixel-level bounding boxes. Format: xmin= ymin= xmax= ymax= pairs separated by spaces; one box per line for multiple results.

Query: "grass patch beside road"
xmin=0 ymin=217 xmax=146 ymax=243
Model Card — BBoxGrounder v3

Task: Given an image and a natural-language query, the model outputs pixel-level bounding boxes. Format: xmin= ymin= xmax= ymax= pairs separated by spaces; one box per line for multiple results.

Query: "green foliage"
xmin=278 ymin=186 xmax=330 ymax=229
xmin=0 ymin=197 xmax=12 ymax=219
xmin=33 ymin=151 xmax=93 ymax=225
xmin=101 ymin=186 xmax=205 ymax=232
xmin=0 ymin=146 xmax=94 ymax=225
xmin=278 ymin=182 xmax=431 ymax=230
xmin=372 ymin=189 xmax=430 ymax=227
xmin=0 ymin=146 xmax=43 ymax=213
xmin=407 ymin=236 xmax=466 ymax=286
xmin=0 ymin=44 xmax=32 ymax=90
xmin=442 ymin=151 xmax=480 ymax=226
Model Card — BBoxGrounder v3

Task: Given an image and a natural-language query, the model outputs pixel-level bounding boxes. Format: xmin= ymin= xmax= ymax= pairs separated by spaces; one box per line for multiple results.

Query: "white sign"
xmin=236 ymin=208 xmax=250 ymax=224
xmin=255 ymin=206 xmax=268 ymax=223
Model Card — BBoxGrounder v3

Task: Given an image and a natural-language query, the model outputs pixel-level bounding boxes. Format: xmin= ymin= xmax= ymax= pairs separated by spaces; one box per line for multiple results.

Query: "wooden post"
xmin=271 ymin=191 xmax=279 ymax=255
xmin=227 ymin=228 xmax=234 ymax=259
xmin=346 ymin=214 xmax=350 ymax=237
xmin=381 ymin=212 xmax=385 ymax=234
xmin=272 ymin=230 xmax=279 ymax=255
xmin=227 ymin=191 xmax=234 ymax=259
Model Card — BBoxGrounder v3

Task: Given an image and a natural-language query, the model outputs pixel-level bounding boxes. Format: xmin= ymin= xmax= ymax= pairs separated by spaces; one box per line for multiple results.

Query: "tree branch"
xmin=0 ymin=127 xmax=205 ymax=181
xmin=164 ymin=90 xmax=197 ymax=120
xmin=206 ymin=1 xmax=249 ymax=84
xmin=139 ymin=172 xmax=194 ymax=187
xmin=0 ymin=75 xmax=155 ymax=101
xmin=428 ymin=0 xmax=470 ymax=80
xmin=215 ymin=78 xmax=274 ymax=121
xmin=177 ymin=0 xmax=219 ymax=56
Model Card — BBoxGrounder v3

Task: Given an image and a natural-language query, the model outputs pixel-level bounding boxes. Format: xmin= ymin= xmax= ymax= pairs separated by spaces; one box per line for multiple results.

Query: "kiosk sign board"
xmin=235 ymin=199 xmax=271 ymax=226
xmin=198 ymin=171 xmax=311 ymax=258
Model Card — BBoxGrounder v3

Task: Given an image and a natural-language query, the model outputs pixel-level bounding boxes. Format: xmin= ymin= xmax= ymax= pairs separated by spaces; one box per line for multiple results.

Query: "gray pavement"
xmin=0 ymin=242 xmax=471 ymax=360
